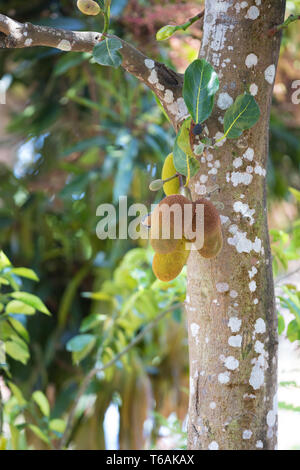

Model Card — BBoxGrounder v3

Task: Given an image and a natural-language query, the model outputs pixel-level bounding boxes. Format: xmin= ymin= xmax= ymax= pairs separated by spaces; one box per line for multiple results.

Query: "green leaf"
xmin=6 ymin=300 xmax=36 ymax=316
xmin=289 ymin=187 xmax=300 ymax=203
xmin=72 ymin=337 xmax=96 ymax=364
xmin=177 ymin=117 xmax=192 ymax=156
xmin=11 ymin=292 xmax=50 ymax=316
xmin=93 ymin=38 xmax=123 ymax=68
xmin=32 ymin=391 xmax=50 ymax=417
xmin=28 ymin=425 xmax=50 ymax=445
xmin=0 ymin=251 xmax=11 ymax=270
xmin=173 ymin=123 xmax=200 ymax=178
xmin=5 ymin=338 xmax=30 ymax=364
xmin=49 ymin=419 xmax=66 ymax=434
xmin=183 ymin=59 xmax=219 ymax=124
xmin=223 ymin=93 xmax=260 ymax=139
xmin=278 ymin=313 xmax=285 ymax=335
xmin=8 ymin=381 xmax=27 ymax=407
xmin=80 ymin=314 xmax=107 ymax=333
xmin=66 ymin=334 xmax=96 ymax=352
xmin=8 ymin=317 xmax=30 ymax=342
xmin=286 ymin=319 xmax=300 ymax=342
xmin=10 ymin=268 xmax=39 ymax=282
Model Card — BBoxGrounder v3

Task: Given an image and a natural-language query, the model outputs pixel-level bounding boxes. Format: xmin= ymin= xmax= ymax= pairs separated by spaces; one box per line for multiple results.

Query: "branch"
xmin=268 ymin=14 xmax=300 ymax=37
xmin=0 ymin=13 xmax=185 ymax=129
xmin=58 ymin=302 xmax=182 ymax=449
xmin=275 ymin=267 xmax=300 ymax=285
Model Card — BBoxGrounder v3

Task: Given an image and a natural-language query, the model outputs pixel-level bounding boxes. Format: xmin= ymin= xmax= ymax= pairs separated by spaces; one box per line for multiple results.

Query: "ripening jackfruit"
xmin=191 ymin=198 xmax=223 ymax=259
xmin=161 ymin=153 xmax=180 ymax=196
xmin=152 ymin=238 xmax=190 ymax=282
xmin=77 ymin=0 xmax=101 ymax=16
xmin=150 ymin=194 xmax=193 ymax=254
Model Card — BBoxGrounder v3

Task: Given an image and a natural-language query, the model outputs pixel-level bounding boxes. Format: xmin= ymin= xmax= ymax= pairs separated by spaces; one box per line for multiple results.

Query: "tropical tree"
xmin=0 ymin=0 xmax=296 ymax=450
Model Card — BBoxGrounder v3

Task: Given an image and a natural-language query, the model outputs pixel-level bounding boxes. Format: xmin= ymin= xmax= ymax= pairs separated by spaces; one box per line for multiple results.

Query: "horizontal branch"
xmin=0 ymin=13 xmax=186 ymax=129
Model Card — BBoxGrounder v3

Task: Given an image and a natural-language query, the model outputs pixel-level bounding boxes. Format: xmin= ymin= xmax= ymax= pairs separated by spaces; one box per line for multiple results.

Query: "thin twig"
xmin=58 ymin=302 xmax=182 ymax=449
xmin=268 ymin=14 xmax=300 ymax=37
xmin=275 ymin=266 xmax=300 ymax=285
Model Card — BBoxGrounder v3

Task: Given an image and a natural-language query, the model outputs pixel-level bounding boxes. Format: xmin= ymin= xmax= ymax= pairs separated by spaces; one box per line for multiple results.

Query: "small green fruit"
xmin=77 ymin=0 xmax=101 ymax=16
xmin=149 ymin=179 xmax=164 ymax=191
xmin=156 ymin=25 xmax=178 ymax=41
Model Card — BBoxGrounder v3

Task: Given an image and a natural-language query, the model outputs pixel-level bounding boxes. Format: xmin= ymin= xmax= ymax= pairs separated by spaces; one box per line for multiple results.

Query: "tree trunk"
xmin=186 ymin=0 xmax=286 ymax=450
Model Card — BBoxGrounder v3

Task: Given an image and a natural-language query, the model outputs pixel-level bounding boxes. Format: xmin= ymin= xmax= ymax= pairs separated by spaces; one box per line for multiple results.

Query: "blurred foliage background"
xmin=0 ymin=0 xmax=299 ymax=450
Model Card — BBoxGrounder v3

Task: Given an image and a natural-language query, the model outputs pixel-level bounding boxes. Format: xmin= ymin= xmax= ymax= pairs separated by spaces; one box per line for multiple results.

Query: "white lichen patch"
xmin=228 ymin=229 xmax=262 ymax=255
xmin=208 ymin=441 xmax=219 ymax=450
xmin=216 ymin=282 xmax=229 ymax=293
xmin=217 ymin=92 xmax=233 ymax=110
xmin=164 ymin=89 xmax=174 ymax=104
xmin=148 ymin=69 xmax=158 ymax=85
xmin=210 ymin=401 xmax=217 ymax=409
xmin=144 ymin=59 xmax=155 ymax=69
xmin=243 ymin=148 xmax=254 ymax=161
xmin=228 ymin=317 xmax=241 ymax=333
xmin=57 ymin=40 xmax=72 ymax=51
xmin=235 ymin=2 xmax=248 ymax=13
xmin=264 ymin=64 xmax=276 ymax=85
xmin=249 ymin=280 xmax=257 ymax=292
xmin=228 ymin=335 xmax=242 ymax=348
xmin=245 ymin=53 xmax=258 ymax=68
xmin=254 ymin=318 xmax=266 ymax=334
xmin=249 ymin=361 xmax=264 ymax=390
xmin=24 ymin=38 xmax=33 ymax=46
xmin=230 ymin=290 xmax=238 ymax=299
xmin=254 ymin=340 xmax=264 ymax=354
xmin=256 ymin=440 xmax=263 ymax=449
xmin=248 ymin=267 xmax=258 ymax=279
xmin=200 ymin=175 xmax=208 ymax=184
xmin=224 ymin=356 xmax=239 ymax=370
xmin=243 ymin=430 xmax=253 ymax=439
xmin=254 ymin=165 xmax=266 ymax=177
xmin=233 ymin=201 xmax=255 ymax=225
xmin=233 ymin=157 xmax=243 ymax=168
xmin=245 ymin=6 xmax=260 ymax=20
xmin=250 ymin=83 xmax=258 ymax=96
xmin=220 ymin=215 xmax=230 ymax=225
xmin=230 ymin=172 xmax=253 ymax=187
xmin=167 ymin=97 xmax=189 ymax=123
xmin=218 ymin=372 xmax=230 ymax=384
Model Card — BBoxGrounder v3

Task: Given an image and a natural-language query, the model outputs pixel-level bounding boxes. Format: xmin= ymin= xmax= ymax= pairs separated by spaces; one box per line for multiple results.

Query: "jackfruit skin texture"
xmin=152 ymin=239 xmax=190 ymax=282
xmin=150 ymin=195 xmax=193 ymax=254
xmin=77 ymin=0 xmax=101 ymax=15
xmin=161 ymin=153 xmax=180 ymax=196
xmin=191 ymin=198 xmax=223 ymax=259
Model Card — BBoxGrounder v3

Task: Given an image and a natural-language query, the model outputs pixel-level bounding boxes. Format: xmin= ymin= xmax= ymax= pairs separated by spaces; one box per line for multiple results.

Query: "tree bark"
xmin=186 ymin=0 xmax=286 ymax=450
xmin=0 ymin=2 xmax=288 ymax=450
